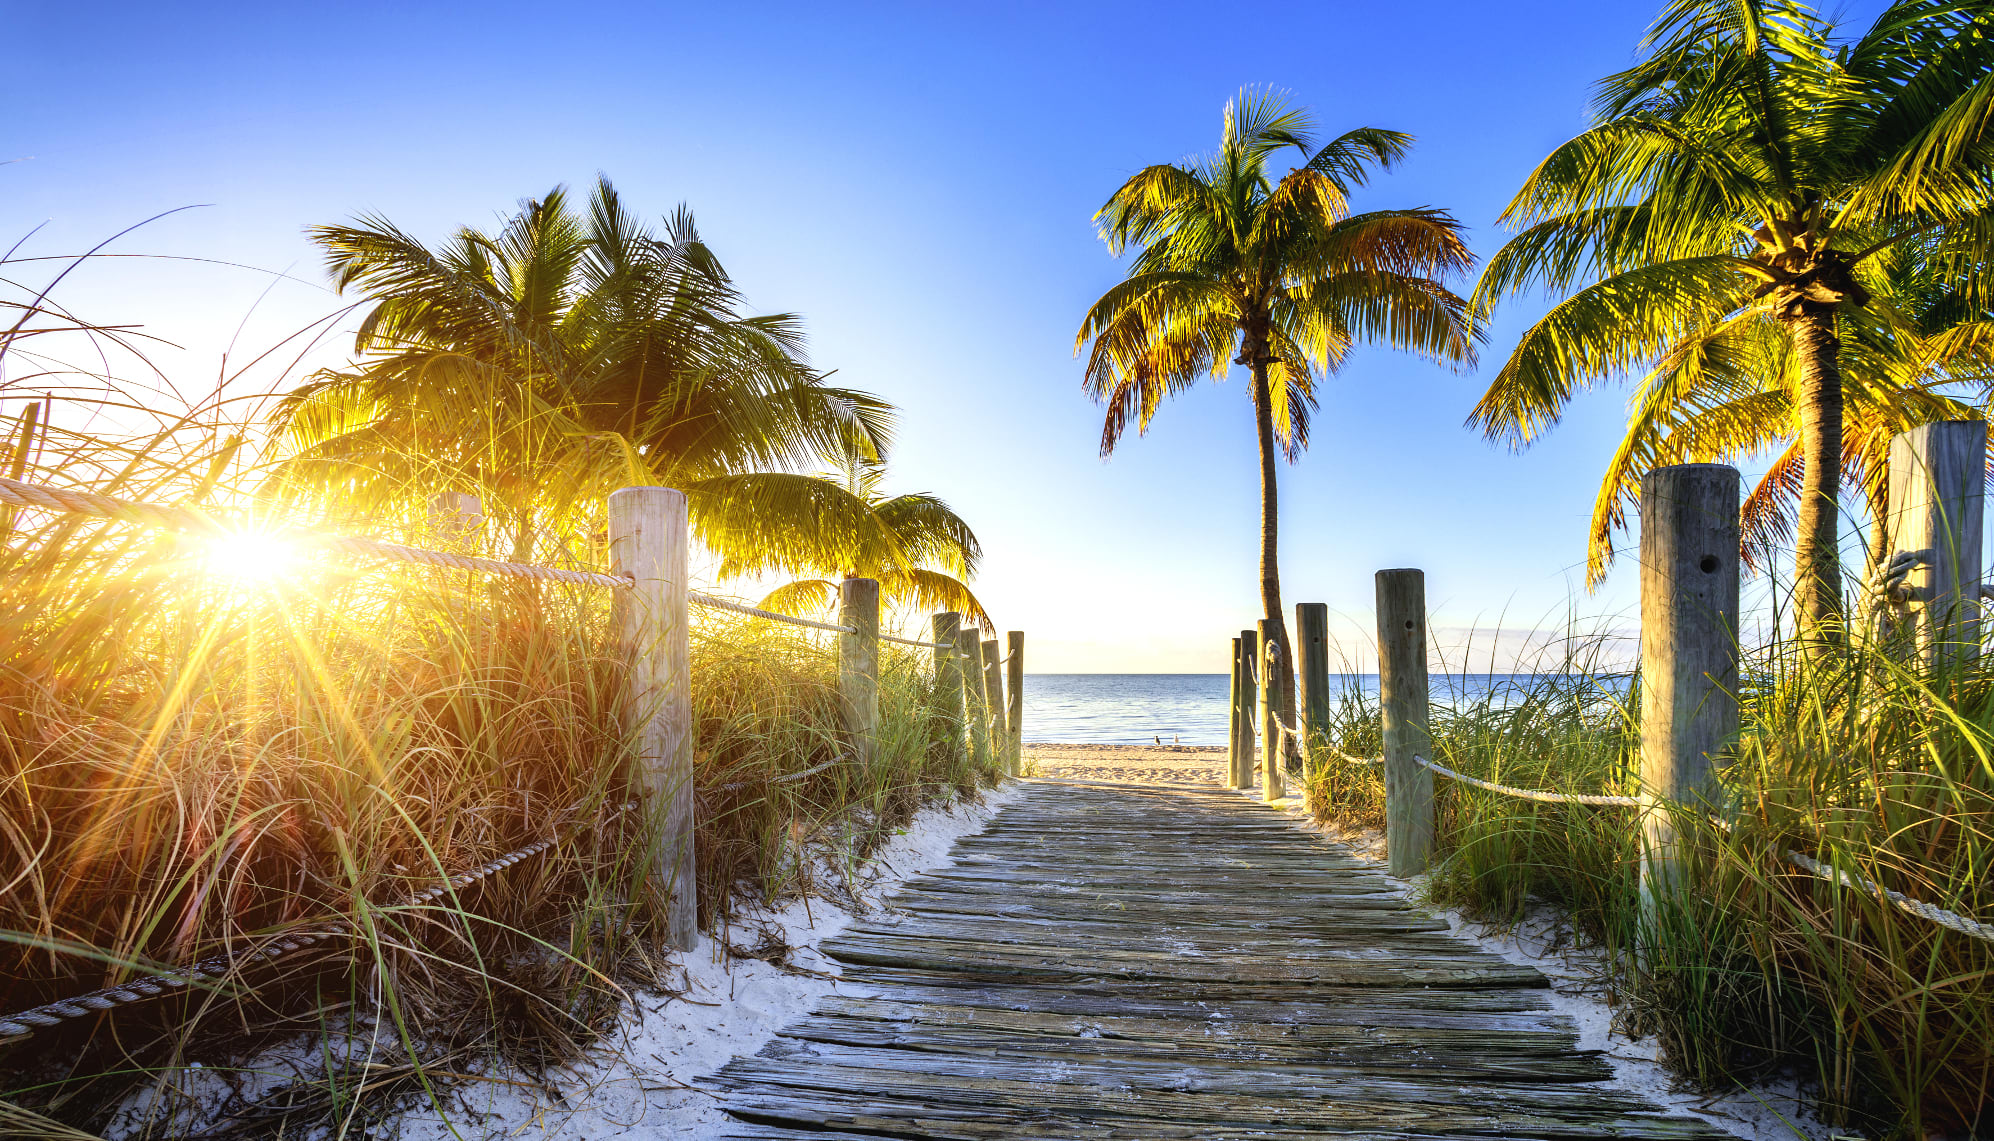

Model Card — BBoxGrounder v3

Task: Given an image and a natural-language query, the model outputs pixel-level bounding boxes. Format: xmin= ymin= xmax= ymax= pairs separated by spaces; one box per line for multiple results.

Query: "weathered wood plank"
xmin=708 ymin=1059 xmax=1721 ymax=1139
xmin=703 ymin=781 xmax=1729 ymax=1139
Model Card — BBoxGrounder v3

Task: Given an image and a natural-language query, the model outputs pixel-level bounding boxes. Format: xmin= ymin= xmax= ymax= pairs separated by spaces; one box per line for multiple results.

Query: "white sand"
xmin=390 ymin=783 xmax=1022 ymax=1140
xmin=1024 ymin=742 xmax=1227 ymax=785
xmin=114 ymin=747 xmax=1846 ymax=1139
xmin=103 ymin=784 xmax=1019 ymax=1140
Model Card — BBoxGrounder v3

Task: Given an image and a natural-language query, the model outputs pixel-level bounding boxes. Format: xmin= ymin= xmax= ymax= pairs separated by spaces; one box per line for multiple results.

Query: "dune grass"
xmin=0 ymin=407 xmax=997 ymax=1137
xmin=1306 ymin=628 xmax=1994 ymax=1138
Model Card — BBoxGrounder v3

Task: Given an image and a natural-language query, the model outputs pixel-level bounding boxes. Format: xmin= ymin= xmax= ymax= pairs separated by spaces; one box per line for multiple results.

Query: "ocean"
xmin=1021 ymin=674 xmax=1581 ymax=746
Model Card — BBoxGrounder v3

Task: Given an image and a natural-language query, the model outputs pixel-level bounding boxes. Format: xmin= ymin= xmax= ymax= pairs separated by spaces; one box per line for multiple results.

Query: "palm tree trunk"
xmin=1248 ymin=362 xmax=1298 ymax=750
xmin=1787 ymin=305 xmax=1845 ymax=649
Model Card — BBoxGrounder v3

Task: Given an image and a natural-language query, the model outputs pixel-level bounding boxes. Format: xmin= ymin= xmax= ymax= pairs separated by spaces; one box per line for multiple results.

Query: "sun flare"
xmin=203 ymin=531 xmax=300 ymax=584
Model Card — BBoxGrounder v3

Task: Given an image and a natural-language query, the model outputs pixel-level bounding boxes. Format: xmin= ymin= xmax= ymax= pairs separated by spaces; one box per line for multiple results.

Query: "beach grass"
xmin=1307 ymin=623 xmax=1994 ymax=1138
xmin=0 ymin=391 xmax=995 ymax=1137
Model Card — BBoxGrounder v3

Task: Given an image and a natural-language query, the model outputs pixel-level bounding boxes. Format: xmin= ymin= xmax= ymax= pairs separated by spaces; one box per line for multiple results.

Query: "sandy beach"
xmin=1023 ymin=742 xmax=1230 ymax=785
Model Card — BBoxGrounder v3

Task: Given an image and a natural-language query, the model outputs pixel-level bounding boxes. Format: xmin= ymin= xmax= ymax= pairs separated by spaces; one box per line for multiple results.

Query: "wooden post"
xmin=1638 ymin=465 xmax=1740 ymax=905
xmin=1296 ymin=602 xmax=1330 ymax=786
xmin=839 ymin=578 xmax=880 ymax=769
xmin=958 ymin=631 xmax=990 ymax=771
xmin=1227 ymin=637 xmax=1244 ymax=788
xmin=932 ymin=612 xmax=964 ymax=762
xmin=981 ymin=637 xmax=1006 ymax=776
xmin=608 ymin=486 xmax=696 ymax=950
xmin=1258 ymin=618 xmax=1285 ymax=802
xmin=1006 ymin=631 xmax=1025 ymax=776
xmin=1377 ymin=569 xmax=1433 ymax=877
xmin=1886 ymin=422 xmax=1987 ymax=667
xmin=1233 ymin=629 xmax=1258 ymax=789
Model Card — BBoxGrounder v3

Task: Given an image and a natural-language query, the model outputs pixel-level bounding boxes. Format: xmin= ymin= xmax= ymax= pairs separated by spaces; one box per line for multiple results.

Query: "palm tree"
xmin=1469 ymin=0 xmax=1994 ymax=645
xmin=1076 ymin=88 xmax=1477 ymax=717
xmin=1580 ymin=259 xmax=1994 ymax=586
xmin=723 ymin=437 xmax=989 ymax=627
xmin=272 ymin=179 xmax=898 ymax=571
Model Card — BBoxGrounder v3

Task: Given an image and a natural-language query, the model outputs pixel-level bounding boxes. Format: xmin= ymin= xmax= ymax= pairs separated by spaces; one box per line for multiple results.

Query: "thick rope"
xmin=1414 ymin=755 xmax=1641 ymax=806
xmin=1783 ymin=849 xmax=1994 ymax=944
xmin=0 ymin=802 xmax=634 ymax=1042
xmin=1401 ymin=749 xmax=1991 ymax=942
xmin=0 ymin=475 xmax=218 ymax=534
xmin=1269 ymin=720 xmax=1379 ymax=765
xmin=713 ymin=757 xmax=848 ymax=794
xmin=0 ymin=476 xmax=629 ymax=589
xmin=880 ymin=633 xmax=957 ymax=650
xmin=0 ymin=476 xmax=1007 ymax=639
xmin=326 ymin=536 xmax=627 ymax=589
xmin=687 ymin=592 xmax=855 ymax=633
xmin=1325 ymin=743 xmax=1383 ymax=766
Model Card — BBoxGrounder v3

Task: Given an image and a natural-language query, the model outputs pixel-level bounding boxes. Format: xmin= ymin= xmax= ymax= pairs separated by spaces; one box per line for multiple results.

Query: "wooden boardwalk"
xmin=706 ymin=780 xmax=1729 ymax=1139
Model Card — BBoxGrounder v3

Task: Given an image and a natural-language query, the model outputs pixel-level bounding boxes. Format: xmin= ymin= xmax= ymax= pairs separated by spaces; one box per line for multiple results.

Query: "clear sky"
xmin=12 ymin=0 xmax=1850 ymax=672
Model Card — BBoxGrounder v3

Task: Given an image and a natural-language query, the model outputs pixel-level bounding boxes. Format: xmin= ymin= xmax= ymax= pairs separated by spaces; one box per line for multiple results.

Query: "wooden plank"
xmin=701 ymin=781 xmax=1731 ymax=1139
xmin=708 ymin=1058 xmax=1723 ymax=1139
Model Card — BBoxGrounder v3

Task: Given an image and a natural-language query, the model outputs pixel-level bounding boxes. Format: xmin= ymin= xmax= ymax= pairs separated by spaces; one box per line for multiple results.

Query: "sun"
xmin=203 ymin=531 xmax=301 ymax=585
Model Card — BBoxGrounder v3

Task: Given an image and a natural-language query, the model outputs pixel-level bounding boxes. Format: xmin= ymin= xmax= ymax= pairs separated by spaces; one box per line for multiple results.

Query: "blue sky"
xmin=12 ymin=0 xmax=1824 ymax=671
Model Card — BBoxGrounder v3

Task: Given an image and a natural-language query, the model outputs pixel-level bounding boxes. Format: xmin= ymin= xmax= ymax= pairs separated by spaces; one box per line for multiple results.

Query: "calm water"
xmin=1021 ymin=674 xmax=1579 ymax=746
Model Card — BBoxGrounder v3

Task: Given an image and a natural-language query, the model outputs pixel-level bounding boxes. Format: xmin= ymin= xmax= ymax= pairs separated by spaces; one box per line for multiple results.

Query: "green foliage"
xmin=1077 ymin=86 xmax=1478 ymax=706
xmin=1472 ymin=0 xmax=1994 ymax=606
xmin=739 ymin=439 xmax=989 ymax=625
xmin=0 ymin=202 xmax=999 ymax=1135
xmin=279 ymin=177 xmax=986 ymax=623
xmin=1309 ymin=627 xmax=1994 ymax=1137
xmin=274 ymin=178 xmax=965 ymax=587
xmin=0 ymin=397 xmax=999 ymax=1134
xmin=1077 ymin=88 xmax=1477 ymax=459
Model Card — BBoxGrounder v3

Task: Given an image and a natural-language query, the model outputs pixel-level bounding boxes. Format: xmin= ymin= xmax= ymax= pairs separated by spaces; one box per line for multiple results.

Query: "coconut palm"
xmin=1076 ymin=88 xmax=1476 ymax=715
xmin=272 ymin=179 xmax=897 ymax=570
xmin=1469 ymin=0 xmax=1994 ymax=644
xmin=721 ymin=438 xmax=988 ymax=627
xmin=1579 ymin=252 xmax=1994 ymax=581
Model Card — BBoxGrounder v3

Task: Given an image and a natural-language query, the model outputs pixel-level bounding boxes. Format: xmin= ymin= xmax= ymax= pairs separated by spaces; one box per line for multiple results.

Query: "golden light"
xmin=203 ymin=531 xmax=301 ymax=585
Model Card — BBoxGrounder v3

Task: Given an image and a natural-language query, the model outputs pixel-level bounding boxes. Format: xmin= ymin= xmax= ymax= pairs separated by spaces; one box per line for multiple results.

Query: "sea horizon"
xmin=1018 ymin=671 xmax=1608 ymax=746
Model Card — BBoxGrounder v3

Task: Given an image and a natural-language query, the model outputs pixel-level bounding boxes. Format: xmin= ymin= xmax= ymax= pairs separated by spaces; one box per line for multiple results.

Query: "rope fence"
xmin=0 ymin=801 xmax=636 ymax=1042
xmin=0 ymin=472 xmax=1027 ymax=1039
xmin=1273 ymin=721 xmax=1381 ymax=766
xmin=713 ymin=757 xmax=849 ymax=794
xmin=688 ymin=591 xmax=855 ymax=633
xmin=0 ymin=473 xmax=959 ymax=640
xmin=1784 ymin=849 xmax=1994 ymax=944
xmin=880 ymin=632 xmax=959 ymax=650
xmin=1400 ymin=752 xmax=1992 ymax=944
xmin=1235 ymin=664 xmax=1991 ymax=948
xmin=1413 ymin=754 xmax=1641 ymax=807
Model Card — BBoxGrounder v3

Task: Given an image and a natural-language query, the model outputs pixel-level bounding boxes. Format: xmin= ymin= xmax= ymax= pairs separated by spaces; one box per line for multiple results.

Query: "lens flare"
xmin=204 ymin=532 xmax=299 ymax=584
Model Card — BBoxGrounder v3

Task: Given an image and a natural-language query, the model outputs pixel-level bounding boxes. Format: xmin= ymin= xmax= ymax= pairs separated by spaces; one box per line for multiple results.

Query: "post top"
xmin=607 ymin=485 xmax=687 ymax=507
xmin=1640 ymin=463 xmax=1740 ymax=481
